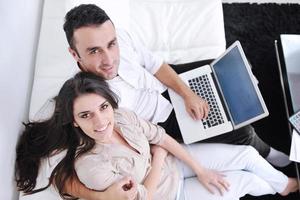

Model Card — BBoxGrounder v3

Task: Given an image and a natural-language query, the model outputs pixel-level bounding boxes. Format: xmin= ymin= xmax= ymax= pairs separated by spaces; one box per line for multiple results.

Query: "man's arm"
xmin=154 ymin=62 xmax=209 ymax=120
xmin=64 ymin=175 xmax=137 ymax=200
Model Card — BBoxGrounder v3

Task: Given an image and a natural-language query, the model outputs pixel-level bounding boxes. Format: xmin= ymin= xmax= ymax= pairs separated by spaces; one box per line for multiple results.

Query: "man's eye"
xmin=90 ymin=49 xmax=99 ymax=54
xmin=108 ymin=41 xmax=116 ymax=48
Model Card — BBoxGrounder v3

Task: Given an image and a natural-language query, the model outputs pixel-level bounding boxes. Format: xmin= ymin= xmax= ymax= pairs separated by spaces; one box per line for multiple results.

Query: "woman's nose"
xmin=93 ymin=111 xmax=105 ymax=126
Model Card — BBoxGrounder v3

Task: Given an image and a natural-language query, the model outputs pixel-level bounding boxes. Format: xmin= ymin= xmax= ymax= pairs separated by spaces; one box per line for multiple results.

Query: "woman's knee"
xmin=241 ymin=146 xmax=261 ymax=163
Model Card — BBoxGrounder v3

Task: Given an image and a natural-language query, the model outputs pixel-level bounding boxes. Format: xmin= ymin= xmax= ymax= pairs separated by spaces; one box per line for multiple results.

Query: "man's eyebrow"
xmin=108 ymin=37 xmax=117 ymax=45
xmin=85 ymin=37 xmax=116 ymax=52
xmin=86 ymin=46 xmax=100 ymax=52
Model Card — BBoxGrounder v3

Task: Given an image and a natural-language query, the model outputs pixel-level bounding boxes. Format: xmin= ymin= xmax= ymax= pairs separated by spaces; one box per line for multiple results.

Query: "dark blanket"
xmin=223 ymin=3 xmax=300 ymax=200
xmin=223 ymin=3 xmax=300 ymax=154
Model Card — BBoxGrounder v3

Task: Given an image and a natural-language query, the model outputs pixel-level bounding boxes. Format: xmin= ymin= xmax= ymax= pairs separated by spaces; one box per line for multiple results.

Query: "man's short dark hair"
xmin=63 ymin=4 xmax=111 ymax=49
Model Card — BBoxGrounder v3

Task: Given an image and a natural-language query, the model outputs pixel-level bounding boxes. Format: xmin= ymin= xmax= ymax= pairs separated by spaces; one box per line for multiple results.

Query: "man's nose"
xmin=101 ymin=50 xmax=113 ymax=65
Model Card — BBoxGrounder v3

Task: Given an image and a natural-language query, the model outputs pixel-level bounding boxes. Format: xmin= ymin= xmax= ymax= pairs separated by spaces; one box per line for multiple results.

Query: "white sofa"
xmin=21 ymin=0 xmax=273 ymax=199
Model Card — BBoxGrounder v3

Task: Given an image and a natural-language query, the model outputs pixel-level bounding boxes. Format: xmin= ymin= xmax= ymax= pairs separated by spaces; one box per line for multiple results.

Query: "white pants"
xmin=176 ymin=143 xmax=288 ymax=200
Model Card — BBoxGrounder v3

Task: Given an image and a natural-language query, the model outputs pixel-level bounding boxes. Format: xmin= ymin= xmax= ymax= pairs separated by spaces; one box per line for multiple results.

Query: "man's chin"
xmin=107 ymin=73 xmax=118 ymax=80
xmin=94 ymin=72 xmax=113 ymax=80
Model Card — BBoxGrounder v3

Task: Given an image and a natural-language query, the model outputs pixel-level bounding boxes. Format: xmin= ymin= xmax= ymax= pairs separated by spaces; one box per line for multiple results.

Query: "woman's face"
xmin=73 ymin=93 xmax=115 ymax=144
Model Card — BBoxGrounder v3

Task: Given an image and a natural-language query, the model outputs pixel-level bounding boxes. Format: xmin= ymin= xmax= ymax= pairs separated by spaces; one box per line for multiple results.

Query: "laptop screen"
xmin=279 ymin=34 xmax=300 ymax=113
xmin=212 ymin=45 xmax=266 ymax=125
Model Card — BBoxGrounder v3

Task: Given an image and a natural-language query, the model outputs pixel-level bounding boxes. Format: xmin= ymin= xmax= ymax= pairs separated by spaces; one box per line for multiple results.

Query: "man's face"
xmin=69 ymin=21 xmax=120 ymax=80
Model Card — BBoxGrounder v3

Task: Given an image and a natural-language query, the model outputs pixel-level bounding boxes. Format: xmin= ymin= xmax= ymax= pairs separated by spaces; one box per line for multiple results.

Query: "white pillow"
xmin=129 ymin=0 xmax=226 ymax=64
xmin=19 ymin=152 xmax=66 ymax=200
xmin=66 ymin=0 xmax=226 ymax=64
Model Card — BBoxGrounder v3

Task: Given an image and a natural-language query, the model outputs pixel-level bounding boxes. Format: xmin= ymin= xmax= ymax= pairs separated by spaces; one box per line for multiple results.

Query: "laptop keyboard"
xmin=188 ymin=75 xmax=225 ymax=129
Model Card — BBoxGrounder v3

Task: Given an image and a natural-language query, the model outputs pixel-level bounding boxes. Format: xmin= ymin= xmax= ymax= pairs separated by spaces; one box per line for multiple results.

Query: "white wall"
xmin=0 ymin=0 xmax=44 ymax=199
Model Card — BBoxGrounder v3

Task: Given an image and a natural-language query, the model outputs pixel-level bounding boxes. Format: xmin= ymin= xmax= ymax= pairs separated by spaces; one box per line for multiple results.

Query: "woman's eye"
xmin=80 ymin=113 xmax=90 ymax=119
xmin=100 ymin=104 xmax=109 ymax=111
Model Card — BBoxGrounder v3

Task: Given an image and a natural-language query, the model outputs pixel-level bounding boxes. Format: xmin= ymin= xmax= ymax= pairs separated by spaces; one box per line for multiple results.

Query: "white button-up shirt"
xmin=108 ymin=29 xmax=173 ymax=123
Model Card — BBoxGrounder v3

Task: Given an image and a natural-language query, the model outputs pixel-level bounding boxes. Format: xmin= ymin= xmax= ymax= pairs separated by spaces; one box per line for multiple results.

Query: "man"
xmin=62 ymin=3 xmax=290 ymax=199
xmin=64 ymin=4 xmax=289 ymax=166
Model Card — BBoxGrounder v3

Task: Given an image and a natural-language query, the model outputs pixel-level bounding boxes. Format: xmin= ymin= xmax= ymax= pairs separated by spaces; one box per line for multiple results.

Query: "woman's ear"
xmin=73 ymin=121 xmax=79 ymax=127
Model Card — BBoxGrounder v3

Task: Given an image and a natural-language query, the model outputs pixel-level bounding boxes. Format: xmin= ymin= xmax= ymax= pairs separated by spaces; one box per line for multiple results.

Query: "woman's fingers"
xmin=204 ymin=182 xmax=215 ymax=195
xmin=213 ymin=181 xmax=227 ymax=196
xmin=207 ymin=174 xmax=230 ymax=196
xmin=198 ymin=169 xmax=231 ymax=196
xmin=219 ymin=178 xmax=230 ymax=191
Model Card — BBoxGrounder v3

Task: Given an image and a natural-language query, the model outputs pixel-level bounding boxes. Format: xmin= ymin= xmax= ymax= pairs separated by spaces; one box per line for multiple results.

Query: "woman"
xmin=15 ymin=72 xmax=298 ymax=200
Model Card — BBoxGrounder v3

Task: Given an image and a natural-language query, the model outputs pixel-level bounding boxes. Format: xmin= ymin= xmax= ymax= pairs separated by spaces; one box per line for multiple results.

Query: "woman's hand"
xmin=196 ymin=167 xmax=230 ymax=196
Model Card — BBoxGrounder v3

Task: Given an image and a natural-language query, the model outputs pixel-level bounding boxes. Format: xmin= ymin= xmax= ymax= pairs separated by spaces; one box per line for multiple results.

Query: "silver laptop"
xmin=168 ymin=41 xmax=269 ymax=144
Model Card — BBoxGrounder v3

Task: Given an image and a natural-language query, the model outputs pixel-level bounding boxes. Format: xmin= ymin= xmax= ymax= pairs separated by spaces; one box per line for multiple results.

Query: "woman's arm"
xmin=160 ymin=134 xmax=230 ymax=195
xmin=64 ymin=175 xmax=137 ymax=200
xmin=142 ymin=145 xmax=168 ymax=200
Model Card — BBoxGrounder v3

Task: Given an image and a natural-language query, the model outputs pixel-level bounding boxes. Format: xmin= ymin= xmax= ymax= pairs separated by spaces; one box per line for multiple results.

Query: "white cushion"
xmin=129 ymin=0 xmax=226 ymax=64
xmin=19 ymin=152 xmax=66 ymax=200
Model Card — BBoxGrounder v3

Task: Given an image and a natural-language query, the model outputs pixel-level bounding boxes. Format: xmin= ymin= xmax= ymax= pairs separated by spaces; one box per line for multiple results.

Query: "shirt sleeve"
xmin=119 ymin=29 xmax=164 ymax=75
xmin=136 ymin=184 xmax=148 ymax=200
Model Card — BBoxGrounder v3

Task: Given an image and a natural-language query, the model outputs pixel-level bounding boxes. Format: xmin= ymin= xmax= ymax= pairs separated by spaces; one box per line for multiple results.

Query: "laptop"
xmin=275 ymin=34 xmax=300 ymax=135
xmin=168 ymin=41 xmax=269 ymax=144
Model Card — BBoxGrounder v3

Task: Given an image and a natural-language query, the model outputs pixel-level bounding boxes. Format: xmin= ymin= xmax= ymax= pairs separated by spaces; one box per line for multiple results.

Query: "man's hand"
xmin=103 ymin=177 xmax=137 ymax=200
xmin=183 ymin=91 xmax=209 ymax=120
xmin=154 ymin=62 xmax=209 ymax=120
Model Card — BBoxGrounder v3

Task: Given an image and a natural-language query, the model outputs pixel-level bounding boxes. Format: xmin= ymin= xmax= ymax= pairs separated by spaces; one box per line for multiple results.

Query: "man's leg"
xmin=158 ymin=107 xmax=270 ymax=155
xmin=203 ymin=125 xmax=270 ymax=157
xmin=159 ymin=110 xmax=290 ymax=167
xmin=203 ymin=128 xmax=290 ymax=167
xmin=158 ymin=110 xmax=184 ymax=142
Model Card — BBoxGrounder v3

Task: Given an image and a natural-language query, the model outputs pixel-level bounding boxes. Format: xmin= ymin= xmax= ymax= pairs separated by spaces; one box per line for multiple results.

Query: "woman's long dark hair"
xmin=15 ymin=72 xmax=118 ymax=199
